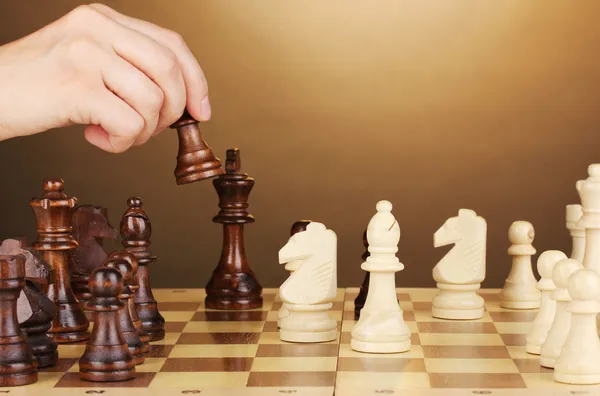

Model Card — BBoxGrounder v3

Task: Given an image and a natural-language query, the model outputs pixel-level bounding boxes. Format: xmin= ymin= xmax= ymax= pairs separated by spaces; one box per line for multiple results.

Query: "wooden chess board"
xmin=5 ymin=288 xmax=600 ymax=395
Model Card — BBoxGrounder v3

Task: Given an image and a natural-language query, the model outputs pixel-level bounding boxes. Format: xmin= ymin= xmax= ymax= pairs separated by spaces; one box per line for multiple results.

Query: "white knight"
xmin=278 ymin=222 xmax=337 ymax=343
xmin=432 ymin=209 xmax=487 ymax=320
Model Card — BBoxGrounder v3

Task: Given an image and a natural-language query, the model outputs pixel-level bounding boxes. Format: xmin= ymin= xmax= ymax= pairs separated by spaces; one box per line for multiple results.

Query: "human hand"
xmin=0 ymin=3 xmax=210 ymax=152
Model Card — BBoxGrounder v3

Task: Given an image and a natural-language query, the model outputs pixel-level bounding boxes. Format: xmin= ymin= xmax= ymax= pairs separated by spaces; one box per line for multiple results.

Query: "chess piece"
xmin=79 ymin=267 xmax=136 ymax=382
xmin=171 ymin=109 xmax=224 ymax=185
xmin=540 ymin=258 xmax=582 ymax=368
xmin=354 ymin=229 xmax=369 ymax=319
xmin=525 ymin=250 xmax=567 ymax=355
xmin=120 ymin=197 xmax=165 ymax=341
xmin=30 ymin=178 xmax=89 ymax=343
xmin=566 ymin=204 xmax=585 ymax=262
xmin=278 ymin=220 xmax=312 ymax=327
xmin=351 ymin=200 xmax=411 ymax=353
xmin=431 ymin=209 xmax=487 ymax=320
xmin=69 ymin=205 xmax=117 ymax=320
xmin=206 ymin=148 xmax=263 ymax=310
xmin=0 ymin=255 xmax=38 ymax=386
xmin=0 ymin=239 xmax=59 ymax=368
xmin=278 ymin=222 xmax=337 ymax=343
xmin=107 ymin=251 xmax=150 ymax=345
xmin=577 ymin=165 xmax=600 ymax=272
xmin=554 ymin=268 xmax=600 ymax=384
xmin=103 ymin=254 xmax=147 ymax=365
xmin=500 ymin=221 xmax=540 ymax=309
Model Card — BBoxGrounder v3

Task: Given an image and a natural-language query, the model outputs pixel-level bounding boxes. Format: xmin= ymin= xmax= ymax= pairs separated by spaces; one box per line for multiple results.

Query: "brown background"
xmin=0 ymin=0 xmax=599 ymax=290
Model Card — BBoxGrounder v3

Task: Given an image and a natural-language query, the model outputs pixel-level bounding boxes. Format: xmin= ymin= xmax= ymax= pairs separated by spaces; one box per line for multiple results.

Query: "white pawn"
xmin=540 ymin=258 xmax=582 ymax=368
xmin=554 ymin=268 xmax=600 ymax=384
xmin=566 ymin=204 xmax=585 ymax=263
xmin=525 ymin=250 xmax=567 ymax=355
xmin=500 ymin=221 xmax=540 ymax=309
xmin=351 ymin=200 xmax=411 ymax=353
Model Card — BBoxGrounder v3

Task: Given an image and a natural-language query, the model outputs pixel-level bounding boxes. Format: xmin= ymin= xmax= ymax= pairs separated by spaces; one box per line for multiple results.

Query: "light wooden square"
xmin=153 ymin=288 xmax=204 ymax=302
xmin=337 ymin=343 xmax=424 ymax=359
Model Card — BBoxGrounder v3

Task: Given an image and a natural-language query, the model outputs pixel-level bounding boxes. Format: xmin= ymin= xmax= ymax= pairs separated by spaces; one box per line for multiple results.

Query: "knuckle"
xmin=159 ymin=49 xmax=180 ymax=77
xmin=124 ymin=113 xmax=145 ymax=137
xmin=145 ymin=85 xmax=165 ymax=111
xmin=61 ymin=36 xmax=100 ymax=58
xmin=64 ymin=4 xmax=106 ymax=28
xmin=164 ymin=30 xmax=186 ymax=47
xmin=55 ymin=36 xmax=103 ymax=77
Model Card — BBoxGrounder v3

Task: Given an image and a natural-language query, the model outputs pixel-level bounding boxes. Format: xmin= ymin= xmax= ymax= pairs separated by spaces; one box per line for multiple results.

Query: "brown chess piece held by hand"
xmin=120 ymin=197 xmax=165 ymax=341
xmin=69 ymin=205 xmax=117 ymax=320
xmin=79 ymin=266 xmax=135 ymax=382
xmin=206 ymin=148 xmax=262 ymax=310
xmin=171 ymin=109 xmax=224 ymax=185
xmin=0 ymin=255 xmax=38 ymax=386
xmin=354 ymin=230 xmax=369 ymax=319
xmin=30 ymin=178 xmax=89 ymax=343
xmin=0 ymin=238 xmax=59 ymax=368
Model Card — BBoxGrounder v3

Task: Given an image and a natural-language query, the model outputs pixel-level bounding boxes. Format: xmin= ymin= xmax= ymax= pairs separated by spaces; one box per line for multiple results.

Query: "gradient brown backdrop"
xmin=0 ymin=0 xmax=599 ymax=290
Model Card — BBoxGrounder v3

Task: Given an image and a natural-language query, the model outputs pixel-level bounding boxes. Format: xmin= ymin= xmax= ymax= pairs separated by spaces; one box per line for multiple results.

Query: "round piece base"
xmin=50 ymin=329 xmax=90 ymax=344
xmin=432 ymin=307 xmax=484 ymax=320
xmin=350 ymin=338 xmax=411 ymax=354
xmin=0 ymin=371 xmax=38 ymax=387
xmin=175 ymin=166 xmax=224 ymax=185
xmin=525 ymin=344 xmax=541 ymax=355
xmin=554 ymin=371 xmax=600 ymax=385
xmin=35 ymin=350 xmax=59 ymax=368
xmin=80 ymin=369 xmax=135 ymax=382
xmin=132 ymin=352 xmax=145 ymax=366
xmin=138 ymin=333 xmax=151 ymax=345
xmin=280 ymin=329 xmax=337 ymax=343
xmin=205 ymin=295 xmax=263 ymax=310
xmin=501 ymin=300 xmax=540 ymax=310
xmin=144 ymin=329 xmax=165 ymax=342
xmin=540 ymin=356 xmax=556 ymax=369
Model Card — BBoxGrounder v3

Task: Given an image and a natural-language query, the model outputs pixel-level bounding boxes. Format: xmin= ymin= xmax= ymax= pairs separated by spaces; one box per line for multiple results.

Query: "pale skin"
xmin=0 ymin=3 xmax=210 ymax=153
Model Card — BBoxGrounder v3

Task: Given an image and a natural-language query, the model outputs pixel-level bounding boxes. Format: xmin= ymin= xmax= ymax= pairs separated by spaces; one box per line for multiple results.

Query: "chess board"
xmin=5 ymin=288 xmax=600 ymax=395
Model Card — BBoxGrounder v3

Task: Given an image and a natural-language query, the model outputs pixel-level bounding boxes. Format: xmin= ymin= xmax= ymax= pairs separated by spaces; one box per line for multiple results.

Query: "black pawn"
xmin=354 ymin=230 xmax=369 ymax=319
xmin=0 ymin=255 xmax=37 ymax=386
xmin=79 ymin=267 xmax=135 ymax=382
xmin=103 ymin=256 xmax=146 ymax=365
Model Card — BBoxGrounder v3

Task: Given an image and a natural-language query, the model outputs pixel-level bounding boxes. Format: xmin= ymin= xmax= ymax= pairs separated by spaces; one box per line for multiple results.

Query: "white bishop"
xmin=350 ymin=200 xmax=410 ymax=353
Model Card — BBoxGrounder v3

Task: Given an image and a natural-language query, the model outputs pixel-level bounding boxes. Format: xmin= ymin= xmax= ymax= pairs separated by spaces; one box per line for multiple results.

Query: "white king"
xmin=577 ymin=164 xmax=600 ymax=272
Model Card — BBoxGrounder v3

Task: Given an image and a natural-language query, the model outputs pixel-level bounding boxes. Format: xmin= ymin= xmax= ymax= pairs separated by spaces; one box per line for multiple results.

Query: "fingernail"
xmin=200 ymin=95 xmax=211 ymax=121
